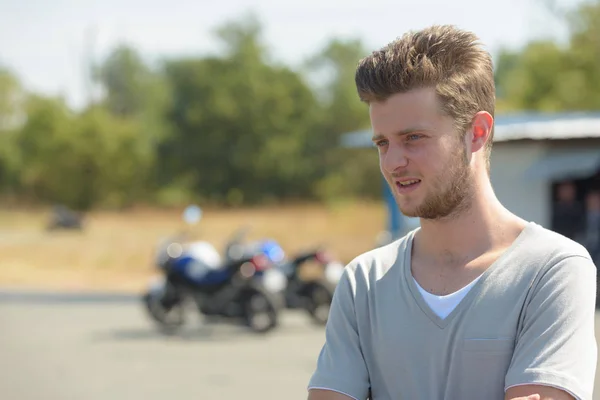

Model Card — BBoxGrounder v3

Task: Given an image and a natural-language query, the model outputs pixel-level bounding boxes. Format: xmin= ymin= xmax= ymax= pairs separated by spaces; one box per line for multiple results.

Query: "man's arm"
xmin=504 ymin=254 xmax=597 ymax=400
xmin=308 ymin=389 xmax=357 ymax=400
xmin=307 ymin=386 xmax=547 ymax=399
xmin=506 ymin=384 xmax=574 ymax=400
xmin=306 ymin=265 xmax=370 ymax=400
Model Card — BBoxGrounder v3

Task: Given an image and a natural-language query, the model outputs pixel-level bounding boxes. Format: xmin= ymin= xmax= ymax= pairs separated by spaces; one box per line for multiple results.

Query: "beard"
xmin=393 ymin=142 xmax=474 ymax=220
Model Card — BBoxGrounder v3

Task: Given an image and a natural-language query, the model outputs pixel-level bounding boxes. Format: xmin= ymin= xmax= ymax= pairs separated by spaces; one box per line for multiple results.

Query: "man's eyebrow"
xmin=371 ymin=128 xmax=428 ymax=142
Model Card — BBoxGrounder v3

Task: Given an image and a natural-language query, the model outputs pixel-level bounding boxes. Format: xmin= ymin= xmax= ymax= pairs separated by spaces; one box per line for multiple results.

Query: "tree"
xmin=0 ymin=68 xmax=25 ymax=131
xmin=494 ymin=41 xmax=572 ymax=111
xmin=95 ymin=46 xmax=152 ymax=117
xmin=0 ymin=68 xmax=25 ymax=193
xmin=495 ymin=0 xmax=600 ymax=111
xmin=160 ymin=13 xmax=321 ymax=205
xmin=304 ymin=38 xmax=380 ymax=200
xmin=16 ymin=95 xmax=153 ymax=209
xmin=93 ymin=45 xmax=174 ymax=200
xmin=16 ymin=95 xmax=79 ymax=206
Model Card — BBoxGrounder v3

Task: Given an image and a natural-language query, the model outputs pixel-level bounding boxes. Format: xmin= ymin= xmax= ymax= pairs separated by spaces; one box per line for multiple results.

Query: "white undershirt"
xmin=411 ymin=274 xmax=580 ymax=398
xmin=413 ymin=275 xmax=482 ymax=319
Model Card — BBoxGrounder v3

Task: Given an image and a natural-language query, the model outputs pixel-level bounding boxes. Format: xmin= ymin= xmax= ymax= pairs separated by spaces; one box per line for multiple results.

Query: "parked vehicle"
xmin=221 ymin=226 xmax=345 ymax=325
xmin=278 ymin=247 xmax=344 ymax=325
xmin=46 ymin=205 xmax=84 ymax=231
xmin=142 ymin=206 xmax=287 ymax=334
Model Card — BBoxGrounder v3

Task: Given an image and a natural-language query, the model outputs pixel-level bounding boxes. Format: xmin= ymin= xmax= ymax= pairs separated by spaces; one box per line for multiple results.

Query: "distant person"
xmin=307 ymin=25 xmax=597 ymax=400
xmin=582 ymin=190 xmax=600 ymax=264
xmin=551 ymin=182 xmax=585 ymax=241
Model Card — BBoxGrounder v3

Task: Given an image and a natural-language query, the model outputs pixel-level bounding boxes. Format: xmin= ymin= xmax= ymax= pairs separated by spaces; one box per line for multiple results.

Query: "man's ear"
xmin=469 ymin=111 xmax=493 ymax=153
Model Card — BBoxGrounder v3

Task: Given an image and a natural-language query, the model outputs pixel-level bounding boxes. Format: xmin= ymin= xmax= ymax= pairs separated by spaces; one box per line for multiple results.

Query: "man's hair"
xmin=355 ymin=25 xmax=496 ymax=163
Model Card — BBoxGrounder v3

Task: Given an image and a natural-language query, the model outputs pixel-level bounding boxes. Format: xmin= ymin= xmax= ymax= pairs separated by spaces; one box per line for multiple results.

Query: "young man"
xmin=307 ymin=25 xmax=597 ymax=400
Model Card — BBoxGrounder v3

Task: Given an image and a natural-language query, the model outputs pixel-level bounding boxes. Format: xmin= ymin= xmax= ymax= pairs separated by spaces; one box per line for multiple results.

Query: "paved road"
xmin=0 ymin=292 xmax=599 ymax=400
xmin=0 ymin=292 xmax=326 ymax=400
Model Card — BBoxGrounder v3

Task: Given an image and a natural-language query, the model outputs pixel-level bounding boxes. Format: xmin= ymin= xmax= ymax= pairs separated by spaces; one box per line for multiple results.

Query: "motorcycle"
xmin=222 ymin=226 xmax=345 ymax=325
xmin=277 ymin=247 xmax=344 ymax=325
xmin=142 ymin=206 xmax=287 ymax=334
xmin=46 ymin=205 xmax=85 ymax=231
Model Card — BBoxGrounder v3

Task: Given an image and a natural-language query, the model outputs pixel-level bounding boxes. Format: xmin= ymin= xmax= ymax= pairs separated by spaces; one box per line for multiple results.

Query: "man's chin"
xmin=398 ymin=206 xmax=420 ymax=218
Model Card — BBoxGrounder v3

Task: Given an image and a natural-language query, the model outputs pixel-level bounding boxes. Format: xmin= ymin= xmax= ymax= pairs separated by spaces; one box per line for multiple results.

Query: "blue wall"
xmin=383 ymin=177 xmax=402 ymax=238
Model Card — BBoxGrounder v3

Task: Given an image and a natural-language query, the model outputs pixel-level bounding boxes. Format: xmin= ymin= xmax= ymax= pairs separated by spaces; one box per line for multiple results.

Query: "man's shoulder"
xmin=514 ymin=223 xmax=596 ymax=284
xmin=340 ymin=232 xmax=412 ymax=293
xmin=524 ymin=222 xmax=593 ymax=263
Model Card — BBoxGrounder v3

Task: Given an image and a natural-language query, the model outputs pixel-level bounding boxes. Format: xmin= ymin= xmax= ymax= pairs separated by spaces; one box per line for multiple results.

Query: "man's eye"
xmin=406 ymin=134 xmax=421 ymax=141
xmin=375 ymin=140 xmax=388 ymax=147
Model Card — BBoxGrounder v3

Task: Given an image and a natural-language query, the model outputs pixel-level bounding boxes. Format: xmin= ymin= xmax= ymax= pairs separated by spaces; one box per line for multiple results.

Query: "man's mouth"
xmin=396 ymin=179 xmax=421 ymax=187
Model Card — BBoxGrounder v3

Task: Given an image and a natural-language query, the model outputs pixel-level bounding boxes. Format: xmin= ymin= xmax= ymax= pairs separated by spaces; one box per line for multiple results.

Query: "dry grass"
xmin=0 ymin=200 xmax=386 ymax=293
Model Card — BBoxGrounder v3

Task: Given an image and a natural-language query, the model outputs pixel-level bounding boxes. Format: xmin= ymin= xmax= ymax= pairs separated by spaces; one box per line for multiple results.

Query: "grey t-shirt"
xmin=308 ymin=222 xmax=598 ymax=400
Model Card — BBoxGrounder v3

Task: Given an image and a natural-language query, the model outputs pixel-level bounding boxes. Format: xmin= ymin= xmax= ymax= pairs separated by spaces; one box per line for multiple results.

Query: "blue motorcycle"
xmin=222 ymin=227 xmax=345 ymax=325
xmin=142 ymin=207 xmax=287 ymax=334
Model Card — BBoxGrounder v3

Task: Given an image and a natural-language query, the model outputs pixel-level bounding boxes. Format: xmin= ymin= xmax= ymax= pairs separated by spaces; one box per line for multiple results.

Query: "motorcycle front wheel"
xmin=240 ymin=285 xmax=280 ymax=334
xmin=302 ymin=280 xmax=335 ymax=326
xmin=142 ymin=289 xmax=185 ymax=334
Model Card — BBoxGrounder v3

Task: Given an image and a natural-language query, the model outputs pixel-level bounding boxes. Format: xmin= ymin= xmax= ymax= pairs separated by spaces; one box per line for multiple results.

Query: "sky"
xmin=0 ymin=0 xmax=582 ymax=110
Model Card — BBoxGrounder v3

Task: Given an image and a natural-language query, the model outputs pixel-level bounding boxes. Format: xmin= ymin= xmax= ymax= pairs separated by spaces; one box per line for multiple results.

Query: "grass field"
xmin=0 ymin=201 xmax=386 ymax=292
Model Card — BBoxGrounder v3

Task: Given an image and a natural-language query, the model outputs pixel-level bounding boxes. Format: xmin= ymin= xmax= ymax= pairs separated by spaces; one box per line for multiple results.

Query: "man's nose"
xmin=381 ymin=144 xmax=409 ymax=174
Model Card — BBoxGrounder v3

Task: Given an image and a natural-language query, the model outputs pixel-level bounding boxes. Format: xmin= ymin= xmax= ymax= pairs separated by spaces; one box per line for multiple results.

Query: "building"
xmin=341 ymin=112 xmax=600 ymax=242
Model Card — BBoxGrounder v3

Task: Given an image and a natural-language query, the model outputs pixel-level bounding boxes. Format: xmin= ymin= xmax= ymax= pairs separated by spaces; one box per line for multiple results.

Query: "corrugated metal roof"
xmin=341 ymin=112 xmax=600 ymax=148
xmin=523 ymin=148 xmax=600 ymax=181
xmin=494 ymin=112 xmax=600 ymax=142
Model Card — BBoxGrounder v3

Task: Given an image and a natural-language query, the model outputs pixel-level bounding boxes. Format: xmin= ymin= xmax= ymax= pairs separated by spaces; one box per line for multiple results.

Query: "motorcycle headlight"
xmin=167 ymin=243 xmax=183 ymax=258
xmin=324 ymin=262 xmax=345 ymax=284
xmin=155 ymin=242 xmax=183 ymax=270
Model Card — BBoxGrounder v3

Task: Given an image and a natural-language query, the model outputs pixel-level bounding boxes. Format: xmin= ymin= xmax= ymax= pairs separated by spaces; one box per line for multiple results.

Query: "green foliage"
xmin=0 ymin=68 xmax=24 ymax=193
xmin=303 ymin=38 xmax=375 ymax=200
xmin=15 ymin=96 xmax=152 ymax=210
xmin=495 ymin=41 xmax=571 ymax=111
xmin=6 ymin=2 xmax=600 ymax=209
xmin=495 ymin=0 xmax=600 ymax=112
xmin=158 ymin=14 xmax=357 ymax=205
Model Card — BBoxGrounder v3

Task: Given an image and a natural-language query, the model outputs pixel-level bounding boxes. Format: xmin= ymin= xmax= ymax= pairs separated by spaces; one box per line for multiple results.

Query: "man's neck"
xmin=414 ymin=183 xmax=526 ymax=267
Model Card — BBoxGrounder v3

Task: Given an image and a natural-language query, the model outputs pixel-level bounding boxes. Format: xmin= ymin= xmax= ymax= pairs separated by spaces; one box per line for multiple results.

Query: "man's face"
xmin=369 ymin=87 xmax=475 ymax=220
xmin=557 ymin=183 xmax=576 ymax=203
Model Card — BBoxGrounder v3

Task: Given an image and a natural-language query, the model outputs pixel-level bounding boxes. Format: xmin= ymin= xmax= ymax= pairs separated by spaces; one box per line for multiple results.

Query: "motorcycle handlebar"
xmin=224 ymin=254 xmax=262 ymax=277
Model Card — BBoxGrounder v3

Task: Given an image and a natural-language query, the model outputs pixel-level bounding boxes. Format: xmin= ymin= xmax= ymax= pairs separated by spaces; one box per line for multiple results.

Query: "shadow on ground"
xmin=0 ymin=289 xmax=136 ymax=304
xmin=91 ymin=314 xmax=323 ymax=344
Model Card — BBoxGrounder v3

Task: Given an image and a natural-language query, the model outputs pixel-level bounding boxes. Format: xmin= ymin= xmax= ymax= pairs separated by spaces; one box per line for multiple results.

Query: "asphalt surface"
xmin=0 ymin=291 xmax=326 ymax=400
xmin=1 ymin=291 xmax=599 ymax=400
